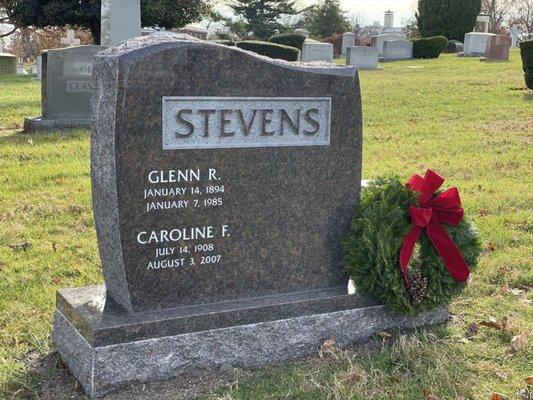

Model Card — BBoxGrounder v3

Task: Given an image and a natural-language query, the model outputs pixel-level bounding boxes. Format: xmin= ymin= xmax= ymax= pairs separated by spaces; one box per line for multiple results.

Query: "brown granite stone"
xmin=482 ymin=35 xmax=511 ymax=61
xmin=91 ymin=33 xmax=362 ymax=313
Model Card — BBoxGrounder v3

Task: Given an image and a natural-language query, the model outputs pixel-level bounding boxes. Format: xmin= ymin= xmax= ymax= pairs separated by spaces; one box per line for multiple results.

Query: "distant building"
xmin=384 ymin=10 xmax=394 ymax=28
xmin=357 ymin=11 xmax=405 ymax=45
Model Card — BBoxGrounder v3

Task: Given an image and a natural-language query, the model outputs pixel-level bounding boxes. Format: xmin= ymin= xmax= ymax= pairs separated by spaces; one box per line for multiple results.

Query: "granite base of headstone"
xmin=380 ymin=39 xmax=413 ymax=61
xmin=346 ymin=46 xmax=379 ymax=69
xmin=480 ymin=35 xmax=511 ymax=62
xmin=458 ymin=32 xmax=496 ymax=57
xmin=24 ymin=45 xmax=106 ymax=132
xmin=52 ymin=34 xmax=448 ymax=398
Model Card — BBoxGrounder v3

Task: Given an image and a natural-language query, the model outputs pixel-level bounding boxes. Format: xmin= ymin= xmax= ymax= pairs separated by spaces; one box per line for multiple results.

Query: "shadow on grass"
xmin=1 ymin=351 xmax=82 ymax=400
xmin=523 ymin=91 xmax=533 ymax=101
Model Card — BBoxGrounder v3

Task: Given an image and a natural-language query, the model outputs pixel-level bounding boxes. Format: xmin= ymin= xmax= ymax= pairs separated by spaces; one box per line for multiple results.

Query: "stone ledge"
xmin=24 ymin=116 xmax=93 ymax=132
xmin=56 ymin=284 xmax=381 ymax=347
xmin=53 ymin=287 xmax=449 ymax=398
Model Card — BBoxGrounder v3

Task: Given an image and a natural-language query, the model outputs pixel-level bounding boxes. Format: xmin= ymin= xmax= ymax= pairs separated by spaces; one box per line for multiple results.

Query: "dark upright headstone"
xmin=24 ymin=45 xmax=106 ymax=131
xmin=92 ymin=39 xmax=360 ymax=313
xmin=481 ymin=35 xmax=512 ymax=62
xmin=52 ymin=34 xmax=447 ymax=398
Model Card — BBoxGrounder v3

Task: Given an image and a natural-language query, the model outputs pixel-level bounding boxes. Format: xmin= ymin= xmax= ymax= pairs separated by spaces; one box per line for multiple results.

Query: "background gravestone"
xmin=481 ymin=35 xmax=511 ymax=62
xmin=101 ymin=0 xmax=141 ymax=46
xmin=0 ymin=52 xmax=17 ymax=75
xmin=301 ymin=41 xmax=334 ymax=62
xmin=459 ymin=32 xmax=496 ymax=57
xmin=24 ymin=45 xmax=106 ymax=131
xmin=381 ymin=40 xmax=413 ymax=61
xmin=371 ymin=34 xmax=404 ymax=55
xmin=347 ymin=46 xmax=379 ymax=69
xmin=341 ymin=32 xmax=356 ymax=55
xmin=53 ymin=34 xmax=448 ymax=398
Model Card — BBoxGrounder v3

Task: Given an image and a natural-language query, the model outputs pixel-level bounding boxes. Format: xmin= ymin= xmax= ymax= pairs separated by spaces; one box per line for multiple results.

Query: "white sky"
xmin=300 ymin=0 xmax=418 ymax=27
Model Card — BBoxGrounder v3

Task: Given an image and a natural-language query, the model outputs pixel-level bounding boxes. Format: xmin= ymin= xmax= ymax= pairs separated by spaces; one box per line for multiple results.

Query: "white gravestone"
xmin=341 ymin=32 xmax=356 ymax=55
xmin=34 ymin=56 xmax=42 ymax=80
xmin=294 ymin=29 xmax=310 ymax=38
xmin=301 ymin=42 xmax=333 ymax=62
xmin=371 ymin=34 xmax=404 ymax=55
xmin=17 ymin=59 xmax=28 ymax=75
xmin=460 ymin=32 xmax=496 ymax=57
xmin=475 ymin=14 xmax=490 ymax=33
xmin=510 ymin=25 xmax=521 ymax=48
xmin=101 ymin=0 xmax=141 ymax=47
xmin=61 ymin=30 xmax=81 ymax=47
xmin=382 ymin=40 xmax=413 ymax=61
xmin=346 ymin=46 xmax=378 ymax=69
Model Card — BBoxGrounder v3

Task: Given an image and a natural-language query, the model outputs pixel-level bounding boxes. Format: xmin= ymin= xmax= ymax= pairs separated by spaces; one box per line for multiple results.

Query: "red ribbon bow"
xmin=399 ymin=169 xmax=470 ymax=282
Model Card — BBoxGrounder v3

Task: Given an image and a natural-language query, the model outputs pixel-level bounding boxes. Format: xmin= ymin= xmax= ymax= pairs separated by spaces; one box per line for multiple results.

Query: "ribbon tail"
xmin=399 ymin=226 xmax=423 ymax=280
xmin=426 ymin=222 xmax=470 ymax=282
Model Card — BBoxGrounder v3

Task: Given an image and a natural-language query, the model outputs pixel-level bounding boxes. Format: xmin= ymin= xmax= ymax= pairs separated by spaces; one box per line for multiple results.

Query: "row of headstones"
xmin=301 ymin=32 xmax=411 ymax=69
xmin=302 ymin=29 xmax=519 ymax=69
xmin=17 ymin=15 xmax=526 ymax=132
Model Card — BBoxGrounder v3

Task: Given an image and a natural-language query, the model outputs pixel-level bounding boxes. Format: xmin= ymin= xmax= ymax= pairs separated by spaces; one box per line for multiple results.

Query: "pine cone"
xmin=407 ymin=269 xmax=428 ymax=306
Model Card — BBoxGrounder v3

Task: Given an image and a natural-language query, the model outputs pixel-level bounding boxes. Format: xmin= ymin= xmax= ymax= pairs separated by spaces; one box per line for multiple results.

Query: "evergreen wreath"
xmin=343 ymin=175 xmax=481 ymax=315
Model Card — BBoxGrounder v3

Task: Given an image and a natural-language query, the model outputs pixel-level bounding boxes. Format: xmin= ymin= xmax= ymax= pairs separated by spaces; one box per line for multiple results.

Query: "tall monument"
xmin=101 ymin=0 xmax=141 ymax=47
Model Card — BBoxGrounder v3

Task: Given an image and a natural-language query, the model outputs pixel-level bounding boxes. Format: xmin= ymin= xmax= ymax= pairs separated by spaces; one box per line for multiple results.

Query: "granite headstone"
xmin=301 ymin=42 xmax=333 ymax=62
xmin=341 ymin=32 xmax=356 ymax=55
xmin=346 ymin=46 xmax=379 ymax=69
xmin=459 ymin=32 xmax=496 ymax=57
xmin=52 ymin=34 xmax=448 ymax=398
xmin=371 ymin=34 xmax=404 ymax=55
xmin=481 ymin=35 xmax=511 ymax=62
xmin=24 ymin=45 xmax=106 ymax=131
xmin=101 ymin=0 xmax=141 ymax=47
xmin=381 ymin=39 xmax=413 ymax=61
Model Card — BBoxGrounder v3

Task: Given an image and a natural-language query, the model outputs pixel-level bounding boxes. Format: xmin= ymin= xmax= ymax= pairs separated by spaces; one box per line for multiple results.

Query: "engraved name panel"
xmin=162 ymin=97 xmax=331 ymax=150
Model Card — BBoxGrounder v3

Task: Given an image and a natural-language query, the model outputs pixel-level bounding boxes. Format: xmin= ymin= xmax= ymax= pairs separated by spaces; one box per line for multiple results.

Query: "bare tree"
xmin=481 ymin=0 xmax=516 ymax=33
xmin=512 ymin=0 xmax=533 ymax=34
xmin=0 ymin=7 xmax=17 ymax=38
xmin=346 ymin=11 xmax=368 ymax=44
xmin=7 ymin=27 xmax=93 ymax=61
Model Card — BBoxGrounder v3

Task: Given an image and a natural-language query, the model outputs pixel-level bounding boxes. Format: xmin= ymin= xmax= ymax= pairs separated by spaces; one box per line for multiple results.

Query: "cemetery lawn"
xmin=0 ymin=51 xmax=531 ymax=399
